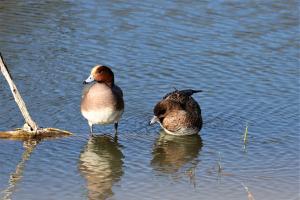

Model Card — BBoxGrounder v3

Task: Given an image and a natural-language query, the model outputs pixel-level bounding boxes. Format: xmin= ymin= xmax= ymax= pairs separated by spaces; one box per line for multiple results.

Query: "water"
xmin=0 ymin=0 xmax=299 ymax=199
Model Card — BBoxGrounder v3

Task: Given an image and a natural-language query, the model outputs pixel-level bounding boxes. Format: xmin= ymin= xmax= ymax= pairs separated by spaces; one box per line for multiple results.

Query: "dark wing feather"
xmin=163 ymin=89 xmax=202 ymax=99
xmin=161 ymin=89 xmax=201 ymax=110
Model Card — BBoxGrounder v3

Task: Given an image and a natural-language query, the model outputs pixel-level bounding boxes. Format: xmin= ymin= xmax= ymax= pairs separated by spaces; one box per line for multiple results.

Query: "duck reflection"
xmin=151 ymin=130 xmax=202 ymax=175
xmin=79 ymin=135 xmax=124 ymax=200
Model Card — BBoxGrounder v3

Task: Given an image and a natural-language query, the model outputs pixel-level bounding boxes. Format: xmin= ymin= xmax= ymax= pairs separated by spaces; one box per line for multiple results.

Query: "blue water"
xmin=0 ymin=0 xmax=299 ymax=200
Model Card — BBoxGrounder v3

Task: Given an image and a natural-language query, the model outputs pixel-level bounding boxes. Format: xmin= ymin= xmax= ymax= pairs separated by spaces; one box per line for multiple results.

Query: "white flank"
xmin=82 ymin=108 xmax=123 ymax=125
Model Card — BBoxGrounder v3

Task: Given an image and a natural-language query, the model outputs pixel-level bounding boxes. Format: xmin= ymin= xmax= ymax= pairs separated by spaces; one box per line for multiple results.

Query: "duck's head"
xmin=150 ymin=101 xmax=166 ymax=125
xmin=149 ymin=100 xmax=181 ymax=125
xmin=83 ymin=65 xmax=114 ymax=86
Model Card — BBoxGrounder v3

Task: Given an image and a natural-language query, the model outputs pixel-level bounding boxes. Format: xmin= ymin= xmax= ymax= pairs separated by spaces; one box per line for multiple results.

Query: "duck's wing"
xmin=163 ymin=89 xmax=202 ymax=107
xmin=113 ymin=85 xmax=123 ymax=97
xmin=112 ymin=85 xmax=124 ymax=110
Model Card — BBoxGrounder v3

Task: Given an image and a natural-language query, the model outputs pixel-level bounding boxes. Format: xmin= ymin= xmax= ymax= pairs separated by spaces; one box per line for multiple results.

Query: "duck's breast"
xmin=81 ymin=83 xmax=124 ymax=124
xmin=162 ymin=109 xmax=201 ymax=135
xmin=81 ymin=83 xmax=118 ymax=110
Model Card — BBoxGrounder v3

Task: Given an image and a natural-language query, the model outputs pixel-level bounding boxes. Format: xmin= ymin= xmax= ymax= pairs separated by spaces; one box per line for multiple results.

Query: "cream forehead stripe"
xmin=91 ymin=65 xmax=104 ymax=75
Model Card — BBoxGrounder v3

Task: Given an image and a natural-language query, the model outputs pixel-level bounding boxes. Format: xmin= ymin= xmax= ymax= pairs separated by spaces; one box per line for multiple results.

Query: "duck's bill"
xmin=83 ymin=75 xmax=94 ymax=84
xmin=149 ymin=116 xmax=159 ymax=125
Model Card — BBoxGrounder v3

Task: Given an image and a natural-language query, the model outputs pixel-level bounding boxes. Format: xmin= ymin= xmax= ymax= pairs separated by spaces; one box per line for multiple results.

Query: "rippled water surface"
xmin=0 ymin=1 xmax=299 ymax=200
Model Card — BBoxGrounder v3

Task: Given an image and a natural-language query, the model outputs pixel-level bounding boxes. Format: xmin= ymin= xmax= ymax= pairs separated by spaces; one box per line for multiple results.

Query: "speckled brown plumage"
xmin=152 ymin=89 xmax=202 ymax=135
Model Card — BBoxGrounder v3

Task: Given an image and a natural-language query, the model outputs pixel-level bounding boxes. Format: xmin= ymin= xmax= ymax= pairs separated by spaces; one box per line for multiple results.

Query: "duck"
xmin=150 ymin=89 xmax=202 ymax=136
xmin=79 ymin=135 xmax=123 ymax=199
xmin=151 ymin=130 xmax=202 ymax=173
xmin=81 ymin=65 xmax=124 ymax=135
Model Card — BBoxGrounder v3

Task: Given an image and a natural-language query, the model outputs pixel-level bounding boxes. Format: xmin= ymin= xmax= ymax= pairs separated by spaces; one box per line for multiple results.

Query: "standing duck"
xmin=150 ymin=89 xmax=202 ymax=135
xmin=81 ymin=65 xmax=124 ymax=135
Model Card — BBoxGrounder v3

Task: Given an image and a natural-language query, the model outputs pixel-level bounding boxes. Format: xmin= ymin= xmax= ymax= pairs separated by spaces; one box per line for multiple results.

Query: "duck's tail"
xmin=180 ymin=89 xmax=202 ymax=96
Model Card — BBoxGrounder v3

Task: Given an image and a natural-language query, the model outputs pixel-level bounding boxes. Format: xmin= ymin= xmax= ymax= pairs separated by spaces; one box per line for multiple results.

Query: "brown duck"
xmin=150 ymin=89 xmax=202 ymax=135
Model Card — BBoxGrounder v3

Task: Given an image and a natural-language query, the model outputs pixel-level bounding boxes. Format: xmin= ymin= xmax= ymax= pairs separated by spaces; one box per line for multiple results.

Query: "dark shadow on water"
xmin=151 ymin=130 xmax=203 ymax=176
xmin=78 ymin=134 xmax=124 ymax=200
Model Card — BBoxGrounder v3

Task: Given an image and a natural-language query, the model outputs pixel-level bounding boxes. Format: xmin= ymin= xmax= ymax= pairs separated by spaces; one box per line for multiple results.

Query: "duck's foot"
xmin=89 ymin=133 xmax=96 ymax=138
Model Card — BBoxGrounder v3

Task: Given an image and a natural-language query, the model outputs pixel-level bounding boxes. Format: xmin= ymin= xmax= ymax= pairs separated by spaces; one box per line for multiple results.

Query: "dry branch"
xmin=0 ymin=53 xmax=71 ymax=139
xmin=0 ymin=53 xmax=38 ymax=131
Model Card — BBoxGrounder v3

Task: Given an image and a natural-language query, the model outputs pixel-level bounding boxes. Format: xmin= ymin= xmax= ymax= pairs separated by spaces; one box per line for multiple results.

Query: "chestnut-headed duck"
xmin=81 ymin=65 xmax=124 ymax=135
xmin=150 ymin=89 xmax=202 ymax=136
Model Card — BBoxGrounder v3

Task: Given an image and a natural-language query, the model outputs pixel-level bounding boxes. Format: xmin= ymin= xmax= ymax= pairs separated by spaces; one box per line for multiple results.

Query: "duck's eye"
xmin=158 ymin=109 xmax=166 ymax=116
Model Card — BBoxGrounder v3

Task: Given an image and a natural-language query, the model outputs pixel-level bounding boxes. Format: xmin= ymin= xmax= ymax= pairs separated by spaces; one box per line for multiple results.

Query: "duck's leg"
xmin=114 ymin=122 xmax=118 ymax=135
xmin=113 ymin=132 xmax=118 ymax=143
xmin=88 ymin=122 xmax=94 ymax=137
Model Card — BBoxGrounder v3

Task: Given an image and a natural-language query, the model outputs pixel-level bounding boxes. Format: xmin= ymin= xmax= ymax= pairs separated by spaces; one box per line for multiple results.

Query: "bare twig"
xmin=0 ymin=53 xmax=72 ymax=139
xmin=243 ymin=123 xmax=249 ymax=145
xmin=218 ymin=152 xmax=222 ymax=173
xmin=0 ymin=53 xmax=38 ymax=131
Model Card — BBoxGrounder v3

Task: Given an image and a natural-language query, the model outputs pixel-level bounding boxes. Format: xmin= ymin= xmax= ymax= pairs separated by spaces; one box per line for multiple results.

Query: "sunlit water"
xmin=0 ymin=1 xmax=299 ymax=200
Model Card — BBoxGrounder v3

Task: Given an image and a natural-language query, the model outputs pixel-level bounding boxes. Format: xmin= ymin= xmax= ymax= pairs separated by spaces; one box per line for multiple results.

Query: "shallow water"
xmin=0 ymin=0 xmax=299 ymax=200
